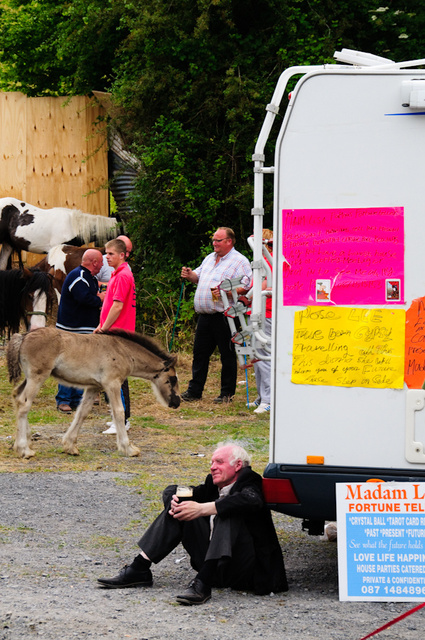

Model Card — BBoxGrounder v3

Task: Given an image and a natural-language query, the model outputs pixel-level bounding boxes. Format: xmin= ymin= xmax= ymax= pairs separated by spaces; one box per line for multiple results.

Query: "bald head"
xmin=81 ymin=249 xmax=103 ymax=276
xmin=117 ymin=235 xmax=132 ymax=255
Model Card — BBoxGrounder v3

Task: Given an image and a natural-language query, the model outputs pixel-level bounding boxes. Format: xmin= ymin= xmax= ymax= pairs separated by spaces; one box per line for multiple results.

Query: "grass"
xmin=0 ymin=342 xmax=270 ymax=510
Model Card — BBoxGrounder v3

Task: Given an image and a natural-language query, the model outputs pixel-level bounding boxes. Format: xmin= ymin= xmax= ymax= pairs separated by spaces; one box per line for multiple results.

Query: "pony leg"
xmin=29 ymin=291 xmax=48 ymax=330
xmin=62 ymin=388 xmax=97 ymax=455
xmin=13 ymin=377 xmax=45 ymax=458
xmin=0 ymin=242 xmax=13 ymax=270
xmin=107 ymin=385 xmax=140 ymax=457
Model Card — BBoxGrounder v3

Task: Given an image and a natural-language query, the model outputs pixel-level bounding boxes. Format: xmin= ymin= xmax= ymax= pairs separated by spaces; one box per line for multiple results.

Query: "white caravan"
xmin=230 ymin=49 xmax=425 ymax=534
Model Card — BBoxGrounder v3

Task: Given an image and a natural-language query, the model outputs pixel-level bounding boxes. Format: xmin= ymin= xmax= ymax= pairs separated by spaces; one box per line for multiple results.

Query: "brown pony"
xmin=7 ymin=327 xmax=180 ymax=459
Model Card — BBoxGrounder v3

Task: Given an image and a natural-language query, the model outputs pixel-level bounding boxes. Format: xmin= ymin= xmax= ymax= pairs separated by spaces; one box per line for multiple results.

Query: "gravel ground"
xmin=0 ymin=472 xmax=424 ymax=640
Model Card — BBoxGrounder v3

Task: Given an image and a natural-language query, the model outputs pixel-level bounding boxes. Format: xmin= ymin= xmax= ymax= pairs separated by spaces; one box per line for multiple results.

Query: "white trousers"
xmin=252 ymin=317 xmax=272 ymax=405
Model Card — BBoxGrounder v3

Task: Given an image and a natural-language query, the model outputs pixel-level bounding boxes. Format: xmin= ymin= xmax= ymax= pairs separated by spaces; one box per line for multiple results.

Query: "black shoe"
xmin=213 ymin=395 xmax=233 ymax=404
xmin=97 ymin=565 xmax=153 ymax=589
xmin=181 ymin=390 xmax=201 ymax=402
xmin=176 ymin=577 xmax=211 ymax=605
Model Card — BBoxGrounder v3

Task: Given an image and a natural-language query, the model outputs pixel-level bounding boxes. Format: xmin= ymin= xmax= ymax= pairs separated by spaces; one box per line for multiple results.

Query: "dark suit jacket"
xmin=188 ymin=466 xmax=288 ymax=594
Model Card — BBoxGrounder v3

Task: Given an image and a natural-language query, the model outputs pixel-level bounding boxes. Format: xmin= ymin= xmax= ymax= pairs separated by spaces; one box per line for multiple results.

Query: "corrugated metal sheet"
xmin=109 ymin=152 xmax=138 ymax=216
xmin=90 ymin=93 xmax=140 ymax=217
xmin=108 ymin=131 xmax=139 ymax=216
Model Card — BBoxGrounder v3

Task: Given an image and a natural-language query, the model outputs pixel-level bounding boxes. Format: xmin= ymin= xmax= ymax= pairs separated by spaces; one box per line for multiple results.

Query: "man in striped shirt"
xmin=181 ymin=227 xmax=252 ymax=403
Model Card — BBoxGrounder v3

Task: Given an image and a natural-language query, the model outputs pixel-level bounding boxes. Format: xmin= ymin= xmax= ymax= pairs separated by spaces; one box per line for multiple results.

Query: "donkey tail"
xmin=6 ymin=333 xmax=24 ymax=384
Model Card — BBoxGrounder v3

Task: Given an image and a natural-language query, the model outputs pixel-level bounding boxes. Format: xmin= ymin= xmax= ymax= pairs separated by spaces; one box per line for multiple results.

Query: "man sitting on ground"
xmin=97 ymin=441 xmax=288 ymax=604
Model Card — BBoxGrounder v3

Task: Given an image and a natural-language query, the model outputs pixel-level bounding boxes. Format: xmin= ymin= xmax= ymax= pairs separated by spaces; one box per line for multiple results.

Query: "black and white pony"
xmin=0 ymin=268 xmax=53 ymax=339
xmin=0 ymin=197 xmax=118 ymax=269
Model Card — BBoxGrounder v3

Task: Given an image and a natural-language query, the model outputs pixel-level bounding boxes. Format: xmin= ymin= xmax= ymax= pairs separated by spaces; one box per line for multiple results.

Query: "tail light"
xmin=262 ymin=478 xmax=299 ymax=504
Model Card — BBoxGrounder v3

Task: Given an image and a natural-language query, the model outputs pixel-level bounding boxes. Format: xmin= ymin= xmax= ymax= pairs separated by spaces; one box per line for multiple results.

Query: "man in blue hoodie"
xmin=55 ymin=249 xmax=104 ymax=413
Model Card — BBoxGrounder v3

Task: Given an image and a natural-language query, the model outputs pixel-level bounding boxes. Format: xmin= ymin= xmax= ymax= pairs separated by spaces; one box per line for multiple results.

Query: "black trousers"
xmin=187 ymin=313 xmax=237 ymax=398
xmin=121 ymin=378 xmax=130 ymax=421
xmin=138 ymin=487 xmax=256 ymax=589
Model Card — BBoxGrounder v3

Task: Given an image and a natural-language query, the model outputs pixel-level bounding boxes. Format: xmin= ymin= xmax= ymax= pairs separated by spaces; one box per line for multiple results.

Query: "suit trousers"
xmin=137 ymin=489 xmax=256 ymax=589
xmin=187 ymin=313 xmax=237 ymax=398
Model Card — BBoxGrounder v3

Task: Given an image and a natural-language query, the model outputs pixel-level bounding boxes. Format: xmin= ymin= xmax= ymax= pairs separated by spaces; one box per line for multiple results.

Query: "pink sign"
xmin=282 ymin=207 xmax=404 ymax=306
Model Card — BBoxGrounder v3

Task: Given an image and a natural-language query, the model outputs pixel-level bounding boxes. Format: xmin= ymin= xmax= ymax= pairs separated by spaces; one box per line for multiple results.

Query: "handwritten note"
xmin=292 ymin=307 xmax=405 ymax=388
xmin=405 ymin=296 xmax=425 ymax=389
xmin=282 ymin=207 xmax=404 ymax=306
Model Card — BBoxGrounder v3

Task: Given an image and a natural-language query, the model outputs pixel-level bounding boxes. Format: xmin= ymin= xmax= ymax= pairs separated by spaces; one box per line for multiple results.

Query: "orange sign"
xmin=405 ymin=296 xmax=425 ymax=389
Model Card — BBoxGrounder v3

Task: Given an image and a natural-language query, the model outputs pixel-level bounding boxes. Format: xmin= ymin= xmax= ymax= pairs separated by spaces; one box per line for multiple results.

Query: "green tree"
xmin=1 ymin=0 xmax=425 ymax=340
xmin=111 ymin=0 xmax=425 ymax=337
xmin=0 ymin=0 xmax=125 ymax=95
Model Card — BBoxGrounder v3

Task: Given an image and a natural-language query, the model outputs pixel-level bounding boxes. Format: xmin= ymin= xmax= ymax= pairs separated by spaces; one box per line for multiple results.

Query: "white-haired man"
xmin=97 ymin=442 xmax=288 ymax=604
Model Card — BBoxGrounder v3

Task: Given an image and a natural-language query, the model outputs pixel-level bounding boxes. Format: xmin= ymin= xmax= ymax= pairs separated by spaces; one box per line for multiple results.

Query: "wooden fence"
xmin=0 ymin=92 xmax=108 ymax=265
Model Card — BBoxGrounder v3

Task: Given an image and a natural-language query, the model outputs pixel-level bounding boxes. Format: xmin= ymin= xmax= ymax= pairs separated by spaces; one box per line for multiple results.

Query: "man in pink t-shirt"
xmin=94 ymin=237 xmax=136 ymax=433
xmin=95 ymin=238 xmax=136 ymax=332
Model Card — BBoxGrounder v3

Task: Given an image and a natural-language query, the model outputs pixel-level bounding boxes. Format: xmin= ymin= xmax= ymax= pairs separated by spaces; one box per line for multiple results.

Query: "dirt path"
xmin=1 ymin=472 xmax=423 ymax=640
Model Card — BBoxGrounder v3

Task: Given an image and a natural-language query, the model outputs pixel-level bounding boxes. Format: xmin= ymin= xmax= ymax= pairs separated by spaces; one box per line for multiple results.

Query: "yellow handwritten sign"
xmin=292 ymin=307 xmax=405 ymax=388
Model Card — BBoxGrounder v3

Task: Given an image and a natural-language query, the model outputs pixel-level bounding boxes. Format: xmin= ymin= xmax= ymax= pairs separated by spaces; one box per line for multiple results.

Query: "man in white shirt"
xmin=180 ymin=227 xmax=251 ymax=403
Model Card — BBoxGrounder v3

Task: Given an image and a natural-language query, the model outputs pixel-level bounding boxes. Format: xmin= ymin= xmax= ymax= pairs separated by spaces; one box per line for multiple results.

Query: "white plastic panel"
xmin=405 ymin=389 xmax=425 ymax=463
xmin=271 ymin=69 xmax=425 ymax=470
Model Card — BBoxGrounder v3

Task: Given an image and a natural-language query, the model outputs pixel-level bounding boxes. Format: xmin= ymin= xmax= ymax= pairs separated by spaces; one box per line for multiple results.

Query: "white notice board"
xmin=337 ymin=483 xmax=425 ymax=601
